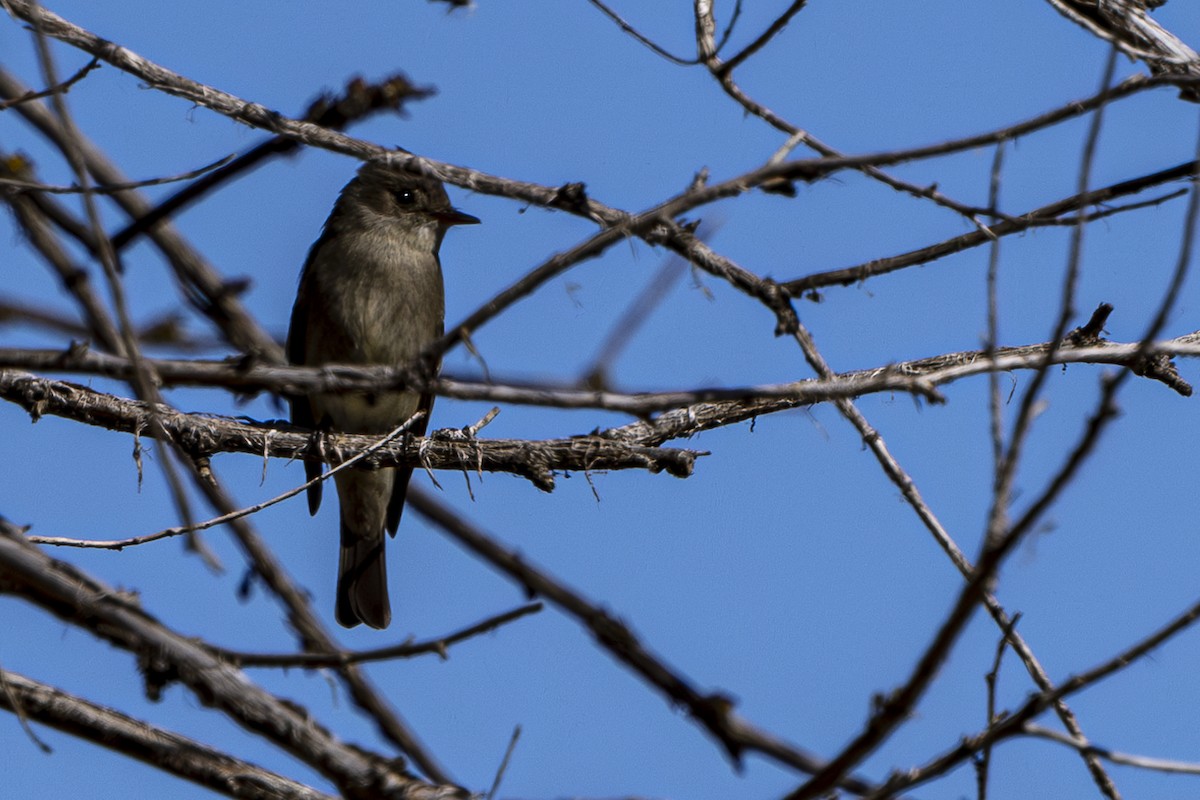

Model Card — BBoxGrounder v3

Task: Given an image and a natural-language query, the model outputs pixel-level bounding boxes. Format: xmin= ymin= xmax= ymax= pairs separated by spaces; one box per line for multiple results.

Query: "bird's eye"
xmin=393 ymin=190 xmax=417 ymax=206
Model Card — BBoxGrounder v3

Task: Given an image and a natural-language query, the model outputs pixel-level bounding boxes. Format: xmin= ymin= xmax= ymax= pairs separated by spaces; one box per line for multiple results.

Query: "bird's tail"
xmin=336 ymin=520 xmax=391 ymax=630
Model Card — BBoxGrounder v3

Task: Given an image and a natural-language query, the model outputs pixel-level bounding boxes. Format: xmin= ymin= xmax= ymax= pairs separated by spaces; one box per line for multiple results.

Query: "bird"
xmin=287 ymin=158 xmax=478 ymax=629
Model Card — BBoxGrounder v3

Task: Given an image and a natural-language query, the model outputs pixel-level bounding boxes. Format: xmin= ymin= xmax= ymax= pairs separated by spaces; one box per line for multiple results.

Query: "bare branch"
xmin=586 ymin=0 xmax=697 ymax=65
xmin=0 ymin=668 xmax=337 ymax=800
xmin=717 ymin=0 xmax=807 ymax=75
xmin=112 ymin=72 xmax=436 ymax=251
xmin=1025 ymin=724 xmax=1200 ymax=775
xmin=0 ymin=66 xmax=286 ymax=363
xmin=406 ymin=487 xmax=883 ymax=794
xmin=0 ymin=519 xmax=465 ymax=800
xmin=0 ymin=156 xmax=125 ymax=354
xmin=784 ymin=159 xmax=1197 ymax=295
xmin=0 ymin=315 xmax=1194 ymax=427
xmin=865 ymin=584 xmax=1200 ymax=798
xmin=0 ymin=371 xmax=702 ymax=485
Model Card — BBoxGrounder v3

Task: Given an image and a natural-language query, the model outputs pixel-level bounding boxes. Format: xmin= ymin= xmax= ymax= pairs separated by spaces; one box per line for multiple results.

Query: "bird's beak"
xmin=435 ymin=208 xmax=480 ymax=226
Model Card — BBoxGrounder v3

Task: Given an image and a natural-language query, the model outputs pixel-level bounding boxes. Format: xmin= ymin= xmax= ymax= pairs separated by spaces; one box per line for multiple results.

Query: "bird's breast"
xmin=308 ymin=229 xmax=445 ymax=366
xmin=300 ymin=227 xmax=445 ymax=434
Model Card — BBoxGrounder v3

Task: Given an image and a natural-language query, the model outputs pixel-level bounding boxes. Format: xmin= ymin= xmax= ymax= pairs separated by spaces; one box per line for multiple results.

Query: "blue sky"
xmin=3 ymin=2 xmax=1200 ymax=799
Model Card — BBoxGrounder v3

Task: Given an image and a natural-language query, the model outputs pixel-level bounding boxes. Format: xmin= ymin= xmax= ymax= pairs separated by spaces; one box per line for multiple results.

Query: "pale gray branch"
xmin=0 ymin=328 xmax=1193 ymax=423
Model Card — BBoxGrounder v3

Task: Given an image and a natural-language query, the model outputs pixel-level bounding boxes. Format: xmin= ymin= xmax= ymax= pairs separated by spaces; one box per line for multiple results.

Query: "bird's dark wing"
xmin=287 ymin=263 xmax=324 ymax=516
xmin=386 ymin=305 xmax=443 ymax=536
xmin=385 ymin=390 xmax=433 ymax=536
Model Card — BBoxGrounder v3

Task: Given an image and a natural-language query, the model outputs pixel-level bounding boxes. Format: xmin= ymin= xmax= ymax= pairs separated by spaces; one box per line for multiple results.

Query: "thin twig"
xmin=1025 ymin=724 xmax=1200 ymax=775
xmin=579 ymin=235 xmax=705 ymax=389
xmin=0 ymin=55 xmax=96 ymax=109
xmin=988 ymin=49 xmax=1121 ymax=552
xmin=977 ymin=613 xmax=1020 ymax=800
xmin=0 ymin=153 xmax=235 ymax=194
xmin=26 ymin=413 xmax=426 ymax=549
xmin=783 ymin=159 xmax=1197 ymax=295
xmin=210 ymin=603 xmax=543 ymax=668
xmin=717 ymin=0 xmax=807 ymax=74
xmin=111 ymin=72 xmax=434 ymax=251
xmin=486 ymin=726 xmax=522 ymax=800
xmin=585 ymin=0 xmax=697 ymax=65
xmin=0 ymin=661 xmax=52 ymax=753
xmin=984 ymin=142 xmax=1006 ymax=497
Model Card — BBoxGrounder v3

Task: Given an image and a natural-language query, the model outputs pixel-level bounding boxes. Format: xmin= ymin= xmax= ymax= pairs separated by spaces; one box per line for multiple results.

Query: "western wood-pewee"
xmin=287 ymin=159 xmax=478 ymax=629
